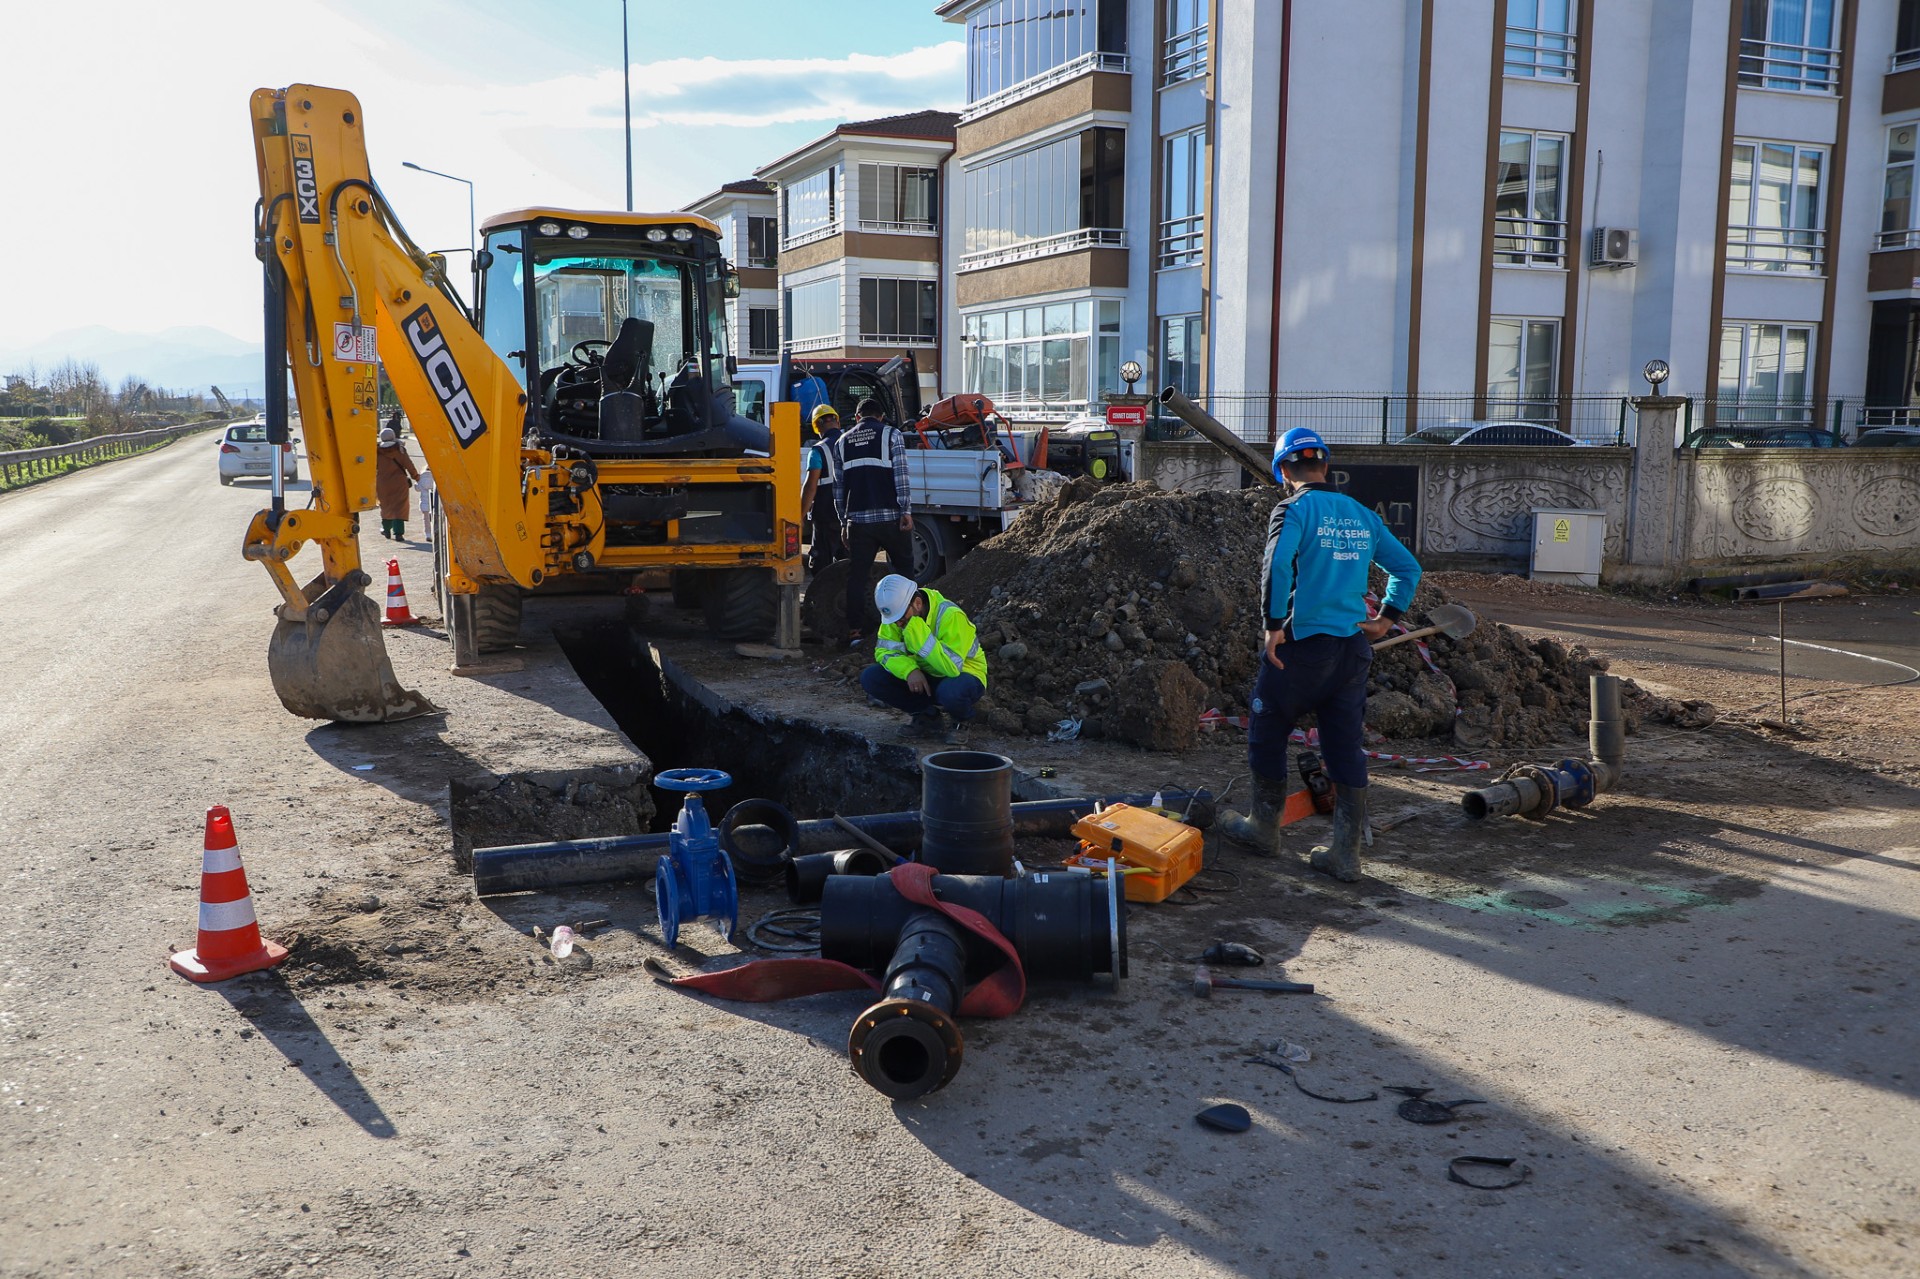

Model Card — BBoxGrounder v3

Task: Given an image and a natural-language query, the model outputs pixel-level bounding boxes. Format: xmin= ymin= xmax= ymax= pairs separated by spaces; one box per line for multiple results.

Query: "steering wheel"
xmin=570 ymin=338 xmax=610 ymax=365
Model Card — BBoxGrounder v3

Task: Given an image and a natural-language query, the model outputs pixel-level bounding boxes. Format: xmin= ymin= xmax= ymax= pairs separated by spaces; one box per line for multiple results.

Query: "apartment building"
xmin=753 ymin=111 xmax=958 ymax=403
xmin=935 ymin=0 xmax=1920 ymax=441
xmin=684 ymin=179 xmax=780 ymax=362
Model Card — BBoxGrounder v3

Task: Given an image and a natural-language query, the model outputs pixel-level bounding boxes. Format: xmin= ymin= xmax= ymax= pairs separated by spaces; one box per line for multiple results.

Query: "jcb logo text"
xmin=402 ymin=305 xmax=486 ymax=447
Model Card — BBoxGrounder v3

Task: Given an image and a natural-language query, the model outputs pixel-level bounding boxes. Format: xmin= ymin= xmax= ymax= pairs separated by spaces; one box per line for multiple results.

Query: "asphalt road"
xmin=2 ymin=438 xmax=1917 ymax=1278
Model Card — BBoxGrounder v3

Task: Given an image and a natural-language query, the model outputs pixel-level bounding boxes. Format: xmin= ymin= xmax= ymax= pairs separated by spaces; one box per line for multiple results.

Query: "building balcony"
xmin=786 ymin=333 xmax=842 ymax=354
xmin=1163 ymin=29 xmax=1207 ymax=85
xmin=1727 ymin=224 xmax=1825 ymax=274
xmin=856 ymin=219 xmax=937 ymax=237
xmin=1493 ymin=216 xmax=1568 ymax=268
xmin=1737 ymin=39 xmax=1840 ymax=93
xmin=1504 ymin=25 xmax=1578 ymax=80
xmin=857 ymin=332 xmax=938 ymax=347
xmin=781 ymin=222 xmax=841 ymax=252
xmin=959 ymin=52 xmax=1129 ymax=124
xmin=958 ymin=228 xmax=1125 ymax=273
xmin=1158 ymin=215 xmax=1204 ymax=269
xmin=1886 ymin=52 xmax=1920 ymax=112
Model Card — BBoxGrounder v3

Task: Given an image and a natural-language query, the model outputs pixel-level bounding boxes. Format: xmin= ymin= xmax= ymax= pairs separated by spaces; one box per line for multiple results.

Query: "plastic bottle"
xmin=549 ymin=925 xmax=575 ymax=959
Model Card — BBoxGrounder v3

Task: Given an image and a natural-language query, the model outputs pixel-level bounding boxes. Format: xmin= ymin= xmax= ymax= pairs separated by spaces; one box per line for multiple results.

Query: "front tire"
xmin=471 ymin=584 xmax=523 ymax=653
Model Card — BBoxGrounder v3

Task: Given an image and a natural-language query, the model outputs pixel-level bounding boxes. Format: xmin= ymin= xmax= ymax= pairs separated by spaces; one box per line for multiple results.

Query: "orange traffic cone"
xmin=168 ymin=806 xmax=290 ymax=984
xmin=382 ymin=558 xmax=416 ymax=626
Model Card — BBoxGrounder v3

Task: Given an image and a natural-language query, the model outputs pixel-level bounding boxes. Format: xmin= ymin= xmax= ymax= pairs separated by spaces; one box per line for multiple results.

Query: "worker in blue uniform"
xmin=1218 ymin=427 xmax=1423 ymax=880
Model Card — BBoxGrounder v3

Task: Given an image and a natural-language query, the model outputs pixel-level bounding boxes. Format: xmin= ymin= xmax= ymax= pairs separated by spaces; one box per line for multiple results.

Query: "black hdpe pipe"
xmin=919 ymin=751 xmax=1015 ymax=877
xmin=1462 ymin=675 xmax=1625 ymax=820
xmin=785 ymin=848 xmax=891 ymax=904
xmin=826 ymin=872 xmax=1126 ymax=1099
xmin=470 ymin=789 xmax=1214 ymax=895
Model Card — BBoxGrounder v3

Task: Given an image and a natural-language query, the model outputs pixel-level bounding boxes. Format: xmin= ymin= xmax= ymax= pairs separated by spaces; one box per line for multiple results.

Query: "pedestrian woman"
xmin=375 ymin=417 xmax=421 ymax=541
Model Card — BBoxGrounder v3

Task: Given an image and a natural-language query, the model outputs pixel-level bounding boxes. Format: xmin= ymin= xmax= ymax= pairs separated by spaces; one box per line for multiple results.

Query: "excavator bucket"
xmin=267 ymin=588 xmax=437 ymax=723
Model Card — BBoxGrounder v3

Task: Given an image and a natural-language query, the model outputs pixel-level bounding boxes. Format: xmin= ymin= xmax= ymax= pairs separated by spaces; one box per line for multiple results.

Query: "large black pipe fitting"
xmin=784 ymin=847 xmax=891 ymax=905
xmin=819 ymin=872 xmax=1126 ymax=984
xmin=848 ymin=910 xmax=969 ymax=1099
xmin=717 ymin=798 xmax=798 ymax=886
xmin=1463 ymin=675 xmax=1628 ymax=821
xmin=1589 ymin=674 xmax=1625 ymax=769
xmin=471 ymin=789 xmax=1212 ymax=895
xmin=918 ymin=751 xmax=1014 ymax=877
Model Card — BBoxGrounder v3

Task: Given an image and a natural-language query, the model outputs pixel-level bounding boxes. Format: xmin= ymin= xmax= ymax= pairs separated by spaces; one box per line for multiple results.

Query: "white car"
xmin=217 ymin=420 xmax=299 ymax=485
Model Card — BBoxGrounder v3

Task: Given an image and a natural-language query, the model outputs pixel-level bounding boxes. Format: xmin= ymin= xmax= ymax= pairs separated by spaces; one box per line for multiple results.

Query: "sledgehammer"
xmin=1191 ymin=966 xmax=1315 ymax=997
xmin=1372 ymin=603 xmax=1477 ymax=652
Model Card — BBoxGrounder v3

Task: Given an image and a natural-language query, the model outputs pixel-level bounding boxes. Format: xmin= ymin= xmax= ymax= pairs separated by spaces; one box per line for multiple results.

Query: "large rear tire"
xmin=701 ymin=567 xmax=778 ymax=641
xmin=472 ymin=584 xmax=523 ymax=653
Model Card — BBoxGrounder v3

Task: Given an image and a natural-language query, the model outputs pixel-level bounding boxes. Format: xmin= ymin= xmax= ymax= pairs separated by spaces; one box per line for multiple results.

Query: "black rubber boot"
xmin=1309 ymin=785 xmax=1368 ymax=882
xmin=1218 ymin=774 xmax=1290 ymax=856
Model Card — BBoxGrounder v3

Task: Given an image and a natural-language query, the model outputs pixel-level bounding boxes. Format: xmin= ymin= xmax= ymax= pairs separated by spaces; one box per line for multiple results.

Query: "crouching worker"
xmin=1218 ymin=427 xmax=1421 ymax=881
xmin=859 ymin=573 xmax=988 ymax=743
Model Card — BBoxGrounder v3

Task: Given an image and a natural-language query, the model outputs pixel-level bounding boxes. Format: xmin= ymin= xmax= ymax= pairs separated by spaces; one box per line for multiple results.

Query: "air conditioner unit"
xmin=1590 ymin=226 xmax=1638 ymax=268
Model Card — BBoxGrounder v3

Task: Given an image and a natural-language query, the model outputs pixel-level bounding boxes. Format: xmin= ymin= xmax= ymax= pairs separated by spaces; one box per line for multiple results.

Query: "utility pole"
xmin=622 ymin=0 xmax=634 ymax=211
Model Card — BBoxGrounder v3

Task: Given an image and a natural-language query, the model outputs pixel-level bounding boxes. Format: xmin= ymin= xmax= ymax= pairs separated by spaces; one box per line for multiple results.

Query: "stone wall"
xmin=1133 ymin=410 xmax=1920 ymax=582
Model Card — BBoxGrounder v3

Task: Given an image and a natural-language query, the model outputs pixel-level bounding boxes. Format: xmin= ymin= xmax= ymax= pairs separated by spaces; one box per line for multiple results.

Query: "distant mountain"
xmin=0 ymin=325 xmax=267 ymax=397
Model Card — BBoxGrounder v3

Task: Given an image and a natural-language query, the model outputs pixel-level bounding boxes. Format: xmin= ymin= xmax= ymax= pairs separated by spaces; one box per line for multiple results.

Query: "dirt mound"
xmin=934 ymin=480 xmax=1712 ymax=752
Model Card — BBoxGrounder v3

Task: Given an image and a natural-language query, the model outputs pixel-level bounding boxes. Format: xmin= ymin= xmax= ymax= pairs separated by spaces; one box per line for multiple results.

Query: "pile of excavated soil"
xmin=934 ymin=479 xmax=1713 ymax=752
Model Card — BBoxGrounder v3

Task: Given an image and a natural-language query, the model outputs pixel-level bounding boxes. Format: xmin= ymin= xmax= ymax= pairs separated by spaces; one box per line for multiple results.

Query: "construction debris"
xmin=934 ymin=481 xmax=1715 ymax=750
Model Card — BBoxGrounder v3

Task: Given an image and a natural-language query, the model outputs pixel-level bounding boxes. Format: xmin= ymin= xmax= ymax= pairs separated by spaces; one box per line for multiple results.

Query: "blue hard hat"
xmin=1273 ymin=426 xmax=1330 ymax=481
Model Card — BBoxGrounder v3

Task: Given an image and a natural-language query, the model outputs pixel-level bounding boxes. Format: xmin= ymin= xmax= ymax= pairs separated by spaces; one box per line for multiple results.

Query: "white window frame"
xmin=858 ymin=277 xmax=938 ymax=346
xmin=1728 ymin=139 xmax=1827 ymax=273
xmin=1160 ymin=128 xmax=1206 ymax=268
xmin=746 ymin=306 xmax=779 ymax=358
xmin=781 ymin=165 xmax=843 ymax=250
xmin=1163 ymin=0 xmax=1208 ymax=85
xmin=783 ymin=278 xmax=841 ymax=353
xmin=1739 ymin=0 xmax=1840 ymax=94
xmin=1505 ymin=0 xmax=1578 ymax=81
xmin=745 ymin=216 xmax=777 ymax=267
xmin=1486 ymin=316 xmax=1562 ymax=421
xmin=857 ymin=164 xmax=939 ymax=235
xmin=960 ymin=297 xmax=1123 ymax=418
xmin=1160 ymin=313 xmax=1203 ymax=398
xmin=1881 ymin=123 xmax=1919 ymax=249
xmin=1718 ymin=321 xmax=1817 ymax=423
xmin=1494 ymin=130 xmax=1569 ymax=268
xmin=959 ymin=128 xmax=1127 ymax=271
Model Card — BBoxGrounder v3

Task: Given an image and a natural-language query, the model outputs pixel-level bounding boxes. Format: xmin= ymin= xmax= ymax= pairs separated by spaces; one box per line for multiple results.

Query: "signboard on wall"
xmin=1329 ymin=463 xmax=1420 ymax=549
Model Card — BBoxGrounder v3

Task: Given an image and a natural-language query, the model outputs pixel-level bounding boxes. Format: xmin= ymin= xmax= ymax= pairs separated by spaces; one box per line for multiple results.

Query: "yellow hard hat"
xmin=811 ymin=403 xmax=841 ymax=430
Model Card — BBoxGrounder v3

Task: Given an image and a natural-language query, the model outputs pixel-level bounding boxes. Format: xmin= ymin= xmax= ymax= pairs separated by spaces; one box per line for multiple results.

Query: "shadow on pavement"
xmin=220 ymin=974 xmax=397 ymax=1139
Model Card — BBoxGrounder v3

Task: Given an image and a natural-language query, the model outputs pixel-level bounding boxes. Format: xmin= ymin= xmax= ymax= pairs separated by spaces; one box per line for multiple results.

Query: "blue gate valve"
xmin=654 ymin=768 xmax=739 ymax=949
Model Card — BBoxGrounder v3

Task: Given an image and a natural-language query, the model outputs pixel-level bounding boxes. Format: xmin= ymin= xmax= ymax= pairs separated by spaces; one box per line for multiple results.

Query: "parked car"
xmin=1682 ymin=426 xmax=1839 ymax=448
xmin=1398 ymin=421 xmax=1584 ymax=446
xmin=1853 ymin=426 xmax=1920 ymax=447
xmin=217 ymin=419 xmax=298 ymax=485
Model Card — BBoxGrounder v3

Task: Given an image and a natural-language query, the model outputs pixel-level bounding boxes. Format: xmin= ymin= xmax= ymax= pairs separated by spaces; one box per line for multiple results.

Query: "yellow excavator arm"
xmin=246 ymin=84 xmax=594 ymax=720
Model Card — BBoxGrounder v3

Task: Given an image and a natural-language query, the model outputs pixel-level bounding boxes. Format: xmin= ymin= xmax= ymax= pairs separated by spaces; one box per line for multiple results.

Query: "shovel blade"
xmin=1427 ymin=602 xmax=1477 ymax=639
xmin=268 ymin=589 xmax=437 ymax=723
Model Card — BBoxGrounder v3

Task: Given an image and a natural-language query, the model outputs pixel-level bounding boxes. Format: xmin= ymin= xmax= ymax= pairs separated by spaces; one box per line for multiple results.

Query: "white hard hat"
xmin=874 ymin=574 xmax=917 ymax=625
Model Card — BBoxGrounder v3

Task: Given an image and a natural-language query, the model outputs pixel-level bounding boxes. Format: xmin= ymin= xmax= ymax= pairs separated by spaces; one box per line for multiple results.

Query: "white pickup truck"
xmin=731 ymin=356 xmax=1021 ymax=580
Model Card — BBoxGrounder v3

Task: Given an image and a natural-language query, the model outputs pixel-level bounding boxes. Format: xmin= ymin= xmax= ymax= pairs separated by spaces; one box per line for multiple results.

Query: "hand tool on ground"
xmin=1191 ymin=967 xmax=1314 ymax=997
xmin=1372 ymin=603 xmax=1476 ymax=651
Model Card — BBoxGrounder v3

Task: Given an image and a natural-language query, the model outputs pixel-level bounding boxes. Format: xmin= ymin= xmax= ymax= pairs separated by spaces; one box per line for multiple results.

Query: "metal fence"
xmin=1687 ymin=398 xmax=1853 ymax=441
xmin=1149 ymin=393 xmax=1638 ymax=445
xmin=0 ymin=422 xmax=218 ymax=486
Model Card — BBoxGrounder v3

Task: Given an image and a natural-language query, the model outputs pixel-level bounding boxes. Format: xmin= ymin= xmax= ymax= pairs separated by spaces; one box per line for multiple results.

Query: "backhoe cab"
xmin=248 ymin=85 xmax=801 ymax=724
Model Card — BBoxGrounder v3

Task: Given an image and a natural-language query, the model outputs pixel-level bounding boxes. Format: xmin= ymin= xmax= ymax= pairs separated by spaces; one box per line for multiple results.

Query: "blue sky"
xmin=0 ymin=0 xmax=962 ymax=351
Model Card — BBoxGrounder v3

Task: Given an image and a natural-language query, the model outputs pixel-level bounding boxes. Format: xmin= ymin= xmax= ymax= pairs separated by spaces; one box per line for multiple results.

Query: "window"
xmin=1506 ymin=0 xmax=1576 ymax=79
xmin=1882 ymin=125 xmax=1919 ymax=249
xmin=782 ymin=165 xmax=842 ymax=247
xmin=961 ymin=128 xmax=1126 ymax=268
xmin=1739 ymin=0 xmax=1838 ymax=93
xmin=1164 ymin=0 xmax=1207 ymax=84
xmin=961 ymin=298 xmax=1122 ymax=415
xmin=783 ymin=278 xmax=839 ymax=349
xmin=1486 ymin=317 xmax=1561 ymax=420
xmin=858 ymin=165 xmax=938 ymax=233
xmin=747 ymin=307 xmax=779 ymax=358
xmin=479 ymin=228 xmax=527 ymax=390
xmin=859 ymin=278 xmax=938 ymax=344
xmin=1729 ymin=141 xmax=1825 ymax=272
xmin=1161 ymin=314 xmax=1202 ymax=397
xmin=1718 ymin=321 xmax=1816 ymax=422
xmin=1899 ymin=0 xmax=1920 ymax=70
xmin=965 ymin=0 xmax=1129 ymax=109
xmin=1494 ymin=130 xmax=1568 ymax=267
xmin=1161 ymin=128 xmax=1206 ymax=267
xmin=746 ymin=216 xmax=777 ymax=267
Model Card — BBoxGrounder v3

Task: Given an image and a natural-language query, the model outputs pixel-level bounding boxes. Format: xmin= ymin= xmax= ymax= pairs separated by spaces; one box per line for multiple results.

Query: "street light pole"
xmin=622 ymin=0 xmax=634 ymax=211
xmin=401 ymin=160 xmax=476 ymax=257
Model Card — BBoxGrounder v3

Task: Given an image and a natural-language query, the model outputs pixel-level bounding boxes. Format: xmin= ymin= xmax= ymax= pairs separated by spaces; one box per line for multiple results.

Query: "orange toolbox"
xmin=1069 ymin=803 xmax=1204 ymax=903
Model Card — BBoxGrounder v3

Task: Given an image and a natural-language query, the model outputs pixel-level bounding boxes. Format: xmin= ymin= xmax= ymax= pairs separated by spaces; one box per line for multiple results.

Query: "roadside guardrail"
xmin=0 ymin=422 xmax=226 ymax=487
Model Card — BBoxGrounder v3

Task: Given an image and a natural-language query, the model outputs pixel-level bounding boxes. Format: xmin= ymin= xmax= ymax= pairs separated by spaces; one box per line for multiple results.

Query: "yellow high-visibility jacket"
xmin=874 ymin=588 xmax=989 ymax=689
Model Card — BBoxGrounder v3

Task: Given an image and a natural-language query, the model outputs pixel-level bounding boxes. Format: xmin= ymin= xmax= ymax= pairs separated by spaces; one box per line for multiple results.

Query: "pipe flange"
xmin=848 ymin=997 xmax=965 ymax=1100
xmin=1504 ymin=763 xmax=1559 ymax=821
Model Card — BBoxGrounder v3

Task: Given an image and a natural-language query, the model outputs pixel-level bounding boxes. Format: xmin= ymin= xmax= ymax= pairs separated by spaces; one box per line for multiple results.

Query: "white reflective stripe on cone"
xmin=200 ymin=896 xmax=259 ymax=933
xmin=201 ymin=844 xmax=244 ymax=875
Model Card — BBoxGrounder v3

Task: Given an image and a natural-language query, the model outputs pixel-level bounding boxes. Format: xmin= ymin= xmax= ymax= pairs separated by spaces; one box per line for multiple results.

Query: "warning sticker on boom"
xmin=333 ymin=323 xmax=378 ymax=364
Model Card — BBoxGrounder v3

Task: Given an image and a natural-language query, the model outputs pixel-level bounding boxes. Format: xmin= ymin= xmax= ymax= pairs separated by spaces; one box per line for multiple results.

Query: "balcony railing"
xmin=745 ymin=345 xmax=780 ymax=359
xmin=1726 ymin=224 xmax=1825 ymax=273
xmin=785 ymin=333 xmax=842 ymax=353
xmin=1493 ymin=215 xmax=1569 ymax=267
xmin=1504 ymin=25 xmax=1578 ymax=80
xmin=1163 ymin=27 xmax=1208 ymax=84
xmin=856 ymin=218 xmax=937 ymax=236
xmin=1737 ymin=39 xmax=1840 ymax=93
xmin=960 ymin=52 xmax=1130 ymax=123
xmin=1893 ymin=48 xmax=1920 ymax=72
xmin=1159 ymin=214 xmax=1204 ymax=268
xmin=781 ymin=221 xmax=842 ymax=251
xmin=957 ymin=227 xmax=1126 ymax=272
xmin=744 ymin=254 xmax=777 ymax=269
xmin=1877 ymin=227 xmax=1920 ymax=250
xmin=857 ymin=332 xmax=937 ymax=347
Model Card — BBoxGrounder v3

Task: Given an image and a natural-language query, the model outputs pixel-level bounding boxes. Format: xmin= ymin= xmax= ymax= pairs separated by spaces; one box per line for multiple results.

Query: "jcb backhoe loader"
xmin=246 ymin=85 xmax=803 ymax=722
